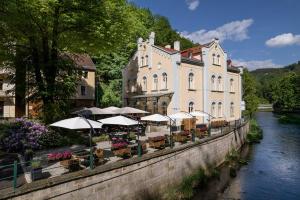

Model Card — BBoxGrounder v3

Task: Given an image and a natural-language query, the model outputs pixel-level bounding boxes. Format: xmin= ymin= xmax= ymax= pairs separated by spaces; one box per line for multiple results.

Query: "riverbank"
xmin=278 ymin=113 xmax=300 ymax=125
xmin=220 ymin=112 xmax=300 ymax=200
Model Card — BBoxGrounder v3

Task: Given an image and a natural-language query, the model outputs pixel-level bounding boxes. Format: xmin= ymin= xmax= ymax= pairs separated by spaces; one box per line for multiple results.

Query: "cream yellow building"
xmin=122 ymin=32 xmax=244 ymax=123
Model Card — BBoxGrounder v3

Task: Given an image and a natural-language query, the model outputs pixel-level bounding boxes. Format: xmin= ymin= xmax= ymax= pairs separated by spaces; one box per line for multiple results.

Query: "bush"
xmin=38 ymin=131 xmax=64 ymax=148
xmin=246 ymin=119 xmax=263 ymax=144
xmin=92 ymin=135 xmax=109 ymax=143
xmin=1 ymin=118 xmax=48 ymax=152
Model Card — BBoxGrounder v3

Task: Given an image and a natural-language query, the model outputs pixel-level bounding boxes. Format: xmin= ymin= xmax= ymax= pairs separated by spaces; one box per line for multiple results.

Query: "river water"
xmin=220 ymin=112 xmax=300 ymax=200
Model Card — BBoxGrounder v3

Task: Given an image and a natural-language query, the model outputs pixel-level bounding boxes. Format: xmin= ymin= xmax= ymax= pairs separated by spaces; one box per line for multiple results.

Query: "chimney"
xmin=165 ymin=45 xmax=171 ymax=49
xmin=174 ymin=41 xmax=180 ymax=51
xmin=149 ymin=32 xmax=155 ymax=45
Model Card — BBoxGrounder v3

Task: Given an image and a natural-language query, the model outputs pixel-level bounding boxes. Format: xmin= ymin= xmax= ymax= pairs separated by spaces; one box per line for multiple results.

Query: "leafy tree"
xmin=242 ymin=69 xmax=259 ymax=118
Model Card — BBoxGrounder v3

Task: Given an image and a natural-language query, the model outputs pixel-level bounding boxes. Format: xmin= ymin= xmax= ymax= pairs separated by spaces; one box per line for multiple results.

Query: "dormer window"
xmin=141 ymin=56 xmax=144 ymax=66
xmin=212 ymin=54 xmax=216 ymax=65
xmin=145 ymin=55 xmax=149 ymax=66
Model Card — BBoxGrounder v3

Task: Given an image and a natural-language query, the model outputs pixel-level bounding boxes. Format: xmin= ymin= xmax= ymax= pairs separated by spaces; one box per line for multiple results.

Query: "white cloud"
xmin=186 ymin=0 xmax=199 ymax=11
xmin=232 ymin=59 xmax=281 ymax=71
xmin=181 ymin=19 xmax=254 ymax=44
xmin=266 ymin=33 xmax=300 ymax=47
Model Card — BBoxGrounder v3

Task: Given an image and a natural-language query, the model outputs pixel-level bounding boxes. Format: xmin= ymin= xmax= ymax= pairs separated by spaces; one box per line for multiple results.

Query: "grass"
xmin=246 ymin=119 xmax=263 ymax=144
xmin=278 ymin=114 xmax=300 ymax=125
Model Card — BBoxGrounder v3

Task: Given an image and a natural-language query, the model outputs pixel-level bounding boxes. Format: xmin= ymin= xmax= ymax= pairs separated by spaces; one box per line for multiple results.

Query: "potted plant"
xmin=31 ymin=160 xmax=42 ymax=181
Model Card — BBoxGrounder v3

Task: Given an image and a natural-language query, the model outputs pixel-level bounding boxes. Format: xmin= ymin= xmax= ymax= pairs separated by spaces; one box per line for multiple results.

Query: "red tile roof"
xmin=62 ymin=53 xmax=96 ymax=71
xmin=159 ymin=47 xmax=179 ymax=53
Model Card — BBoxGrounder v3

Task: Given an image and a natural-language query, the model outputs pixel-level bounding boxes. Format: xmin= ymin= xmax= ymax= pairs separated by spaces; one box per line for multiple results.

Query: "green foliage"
xmin=31 ymin=160 xmax=41 ymax=169
xmin=246 ymin=119 xmax=263 ymax=144
xmin=38 ymin=130 xmax=64 ymax=148
xmin=92 ymin=135 xmax=109 ymax=143
xmin=278 ymin=114 xmax=300 ymax=125
xmin=242 ymin=69 xmax=260 ymax=118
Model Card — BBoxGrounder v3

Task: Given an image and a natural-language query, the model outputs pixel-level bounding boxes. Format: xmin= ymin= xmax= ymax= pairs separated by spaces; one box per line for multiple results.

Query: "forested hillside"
xmin=251 ymin=61 xmax=300 ymax=112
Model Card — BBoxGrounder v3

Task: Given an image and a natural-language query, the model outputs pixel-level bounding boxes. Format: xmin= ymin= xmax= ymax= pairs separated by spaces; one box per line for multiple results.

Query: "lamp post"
xmin=78 ymin=114 xmax=95 ymax=169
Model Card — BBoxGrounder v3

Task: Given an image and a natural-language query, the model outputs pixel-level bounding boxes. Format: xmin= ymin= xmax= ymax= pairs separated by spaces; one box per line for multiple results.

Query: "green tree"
xmin=242 ymin=69 xmax=259 ymax=118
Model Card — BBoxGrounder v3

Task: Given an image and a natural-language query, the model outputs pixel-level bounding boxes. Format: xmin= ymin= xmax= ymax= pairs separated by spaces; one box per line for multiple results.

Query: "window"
xmin=0 ymin=79 xmax=3 ymax=90
xmin=145 ymin=55 xmax=149 ymax=65
xmin=212 ymin=53 xmax=216 ymax=64
xmin=162 ymin=73 xmax=167 ymax=89
xmin=211 ymin=75 xmax=216 ymax=90
xmin=142 ymin=76 xmax=147 ymax=91
xmin=211 ymin=102 xmax=216 ymax=117
xmin=230 ymin=102 xmax=234 ymax=117
xmin=81 ymin=86 xmax=86 ymax=96
xmin=153 ymin=101 xmax=157 ymax=113
xmin=230 ymin=79 xmax=234 ymax=92
xmin=218 ymin=76 xmax=222 ymax=91
xmin=0 ymin=101 xmax=3 ymax=118
xmin=217 ymin=55 xmax=220 ymax=65
xmin=218 ymin=102 xmax=222 ymax=118
xmin=188 ymin=73 xmax=194 ymax=89
xmin=162 ymin=101 xmax=167 ymax=115
xmin=82 ymin=71 xmax=88 ymax=79
xmin=141 ymin=56 xmax=144 ymax=66
xmin=188 ymin=102 xmax=194 ymax=113
xmin=153 ymin=74 xmax=158 ymax=90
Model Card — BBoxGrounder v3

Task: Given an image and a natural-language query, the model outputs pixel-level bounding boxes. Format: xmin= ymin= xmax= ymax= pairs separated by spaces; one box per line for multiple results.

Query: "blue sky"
xmin=130 ymin=0 xmax=300 ymax=70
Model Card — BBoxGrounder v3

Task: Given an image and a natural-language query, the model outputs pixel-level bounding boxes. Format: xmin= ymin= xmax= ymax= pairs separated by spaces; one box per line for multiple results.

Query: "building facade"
xmin=0 ymin=54 xmax=96 ymax=119
xmin=0 ymin=69 xmax=15 ymax=118
xmin=122 ymin=32 xmax=244 ymax=123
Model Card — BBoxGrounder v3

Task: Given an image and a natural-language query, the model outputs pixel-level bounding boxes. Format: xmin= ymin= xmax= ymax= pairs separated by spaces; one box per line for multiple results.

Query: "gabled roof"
xmin=63 ymin=53 xmax=96 ymax=71
xmin=154 ymin=46 xmax=179 ymax=54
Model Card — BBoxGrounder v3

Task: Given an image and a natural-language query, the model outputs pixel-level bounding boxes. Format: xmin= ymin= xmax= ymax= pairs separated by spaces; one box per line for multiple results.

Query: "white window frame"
xmin=162 ymin=73 xmax=167 ymax=89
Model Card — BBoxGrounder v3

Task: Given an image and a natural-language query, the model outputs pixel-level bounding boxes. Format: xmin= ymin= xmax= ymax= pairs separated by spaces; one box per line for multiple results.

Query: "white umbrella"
xmin=190 ymin=111 xmax=209 ymax=117
xmin=168 ymin=112 xmax=194 ymax=120
xmin=141 ymin=114 xmax=169 ymax=122
xmin=50 ymin=117 xmax=103 ymax=129
xmin=101 ymin=106 xmax=120 ymax=113
xmin=72 ymin=107 xmax=115 ymax=115
xmin=114 ymin=107 xmax=149 ymax=114
xmin=98 ymin=115 xmax=139 ymax=126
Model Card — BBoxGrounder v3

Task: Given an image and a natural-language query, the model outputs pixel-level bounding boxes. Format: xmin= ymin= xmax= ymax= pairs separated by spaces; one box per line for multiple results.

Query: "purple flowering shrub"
xmin=1 ymin=118 xmax=49 ymax=152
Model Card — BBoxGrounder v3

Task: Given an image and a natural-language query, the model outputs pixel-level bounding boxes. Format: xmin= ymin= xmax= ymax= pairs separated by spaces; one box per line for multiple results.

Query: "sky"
xmin=130 ymin=0 xmax=300 ymax=70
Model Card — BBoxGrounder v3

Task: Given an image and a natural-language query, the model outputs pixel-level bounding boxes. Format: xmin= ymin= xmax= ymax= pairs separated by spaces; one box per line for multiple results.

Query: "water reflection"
xmin=221 ymin=112 xmax=300 ymax=200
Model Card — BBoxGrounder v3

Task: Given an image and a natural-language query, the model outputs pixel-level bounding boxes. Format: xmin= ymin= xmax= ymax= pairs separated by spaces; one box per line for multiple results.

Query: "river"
xmin=220 ymin=112 xmax=300 ymax=200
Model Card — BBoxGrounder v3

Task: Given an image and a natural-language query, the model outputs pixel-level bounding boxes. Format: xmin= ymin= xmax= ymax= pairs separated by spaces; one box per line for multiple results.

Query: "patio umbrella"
xmin=50 ymin=117 xmax=103 ymax=129
xmin=72 ymin=107 xmax=115 ymax=115
xmin=141 ymin=114 xmax=169 ymax=122
xmin=190 ymin=111 xmax=209 ymax=117
xmin=98 ymin=115 xmax=139 ymax=126
xmin=101 ymin=106 xmax=120 ymax=113
xmin=168 ymin=112 xmax=194 ymax=120
xmin=114 ymin=107 xmax=149 ymax=114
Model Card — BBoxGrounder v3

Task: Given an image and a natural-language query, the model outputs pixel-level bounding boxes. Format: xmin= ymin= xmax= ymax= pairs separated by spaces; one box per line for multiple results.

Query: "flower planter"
xmin=31 ymin=167 xmax=43 ymax=181
xmin=113 ymin=148 xmax=131 ymax=158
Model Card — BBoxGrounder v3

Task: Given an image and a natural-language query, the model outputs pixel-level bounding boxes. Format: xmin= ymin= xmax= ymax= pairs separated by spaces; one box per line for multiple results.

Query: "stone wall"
xmin=2 ymin=122 xmax=249 ymax=200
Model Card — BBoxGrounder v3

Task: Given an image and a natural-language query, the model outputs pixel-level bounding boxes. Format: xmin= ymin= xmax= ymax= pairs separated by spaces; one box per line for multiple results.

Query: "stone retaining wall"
xmin=2 ymin=122 xmax=249 ymax=200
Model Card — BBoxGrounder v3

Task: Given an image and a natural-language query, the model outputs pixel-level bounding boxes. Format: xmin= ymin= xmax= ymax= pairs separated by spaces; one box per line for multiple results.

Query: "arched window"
xmin=189 ymin=73 xmax=194 ymax=89
xmin=212 ymin=54 xmax=216 ymax=64
xmin=162 ymin=73 xmax=167 ymax=89
xmin=211 ymin=102 xmax=216 ymax=117
xmin=153 ymin=74 xmax=158 ymax=91
xmin=145 ymin=55 xmax=149 ymax=65
xmin=230 ymin=78 xmax=234 ymax=92
xmin=189 ymin=102 xmax=194 ymax=113
xmin=211 ymin=75 xmax=216 ymax=90
xmin=218 ymin=76 xmax=222 ymax=91
xmin=141 ymin=56 xmax=144 ymax=66
xmin=142 ymin=76 xmax=147 ymax=91
xmin=162 ymin=101 xmax=167 ymax=115
xmin=217 ymin=55 xmax=220 ymax=65
xmin=218 ymin=102 xmax=222 ymax=118
xmin=230 ymin=102 xmax=234 ymax=117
